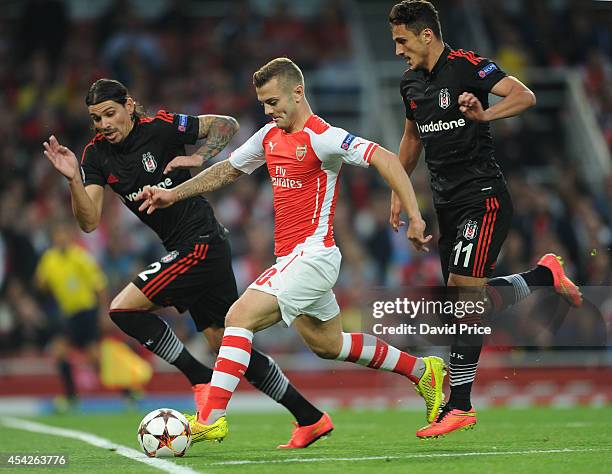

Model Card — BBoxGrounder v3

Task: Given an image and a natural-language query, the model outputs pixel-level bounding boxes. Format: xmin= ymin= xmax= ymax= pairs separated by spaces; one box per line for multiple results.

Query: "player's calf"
xmin=110 ymin=309 xmax=213 ymax=386
xmin=332 ymin=332 xmax=446 ymax=423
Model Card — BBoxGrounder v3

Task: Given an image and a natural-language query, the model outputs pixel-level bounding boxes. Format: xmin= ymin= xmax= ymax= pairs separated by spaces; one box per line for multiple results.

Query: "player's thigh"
xmin=253 ymin=246 xmax=341 ymax=328
xmin=225 ymin=288 xmax=282 ymax=332
xmin=293 ymin=313 xmax=343 ymax=359
xmin=447 ymin=193 xmax=512 ymax=280
xmin=188 ymin=251 xmax=239 ymax=333
xmin=111 ymin=283 xmax=156 ymax=311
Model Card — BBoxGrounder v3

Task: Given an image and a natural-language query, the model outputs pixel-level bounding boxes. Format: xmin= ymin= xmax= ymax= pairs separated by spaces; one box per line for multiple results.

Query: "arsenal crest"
xmin=463 ymin=220 xmax=478 ymax=240
xmin=142 ymin=152 xmax=157 ymax=173
xmin=438 ymin=88 xmax=451 ymax=109
xmin=295 ymin=145 xmax=307 ymax=161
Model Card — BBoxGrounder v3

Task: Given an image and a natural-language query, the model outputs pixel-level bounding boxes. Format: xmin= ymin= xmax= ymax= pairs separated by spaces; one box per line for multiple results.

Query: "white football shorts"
xmin=248 ymin=244 xmax=341 ymax=326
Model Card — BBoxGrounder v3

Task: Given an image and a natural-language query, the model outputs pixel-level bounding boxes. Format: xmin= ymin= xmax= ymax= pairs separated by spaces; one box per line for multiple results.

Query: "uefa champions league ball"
xmin=137 ymin=408 xmax=192 ymax=457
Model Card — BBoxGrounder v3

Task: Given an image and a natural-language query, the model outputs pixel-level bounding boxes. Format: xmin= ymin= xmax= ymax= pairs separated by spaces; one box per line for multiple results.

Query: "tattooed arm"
xmin=137 ymin=160 xmax=244 ymax=214
xmin=163 ymin=115 xmax=239 ymax=174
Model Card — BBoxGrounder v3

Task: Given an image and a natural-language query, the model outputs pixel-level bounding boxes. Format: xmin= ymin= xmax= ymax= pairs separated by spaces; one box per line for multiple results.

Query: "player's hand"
xmin=406 ymin=217 xmax=432 ymax=252
xmin=136 ymin=186 xmax=178 ymax=214
xmin=389 ymin=191 xmax=405 ymax=232
xmin=163 ymin=155 xmax=204 ymax=174
xmin=43 ymin=135 xmax=80 ymax=181
xmin=458 ymin=92 xmax=486 ymax=121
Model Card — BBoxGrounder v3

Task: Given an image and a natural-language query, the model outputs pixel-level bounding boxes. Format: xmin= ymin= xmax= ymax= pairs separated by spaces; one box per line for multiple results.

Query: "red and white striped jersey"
xmin=229 ymin=114 xmax=379 ymax=256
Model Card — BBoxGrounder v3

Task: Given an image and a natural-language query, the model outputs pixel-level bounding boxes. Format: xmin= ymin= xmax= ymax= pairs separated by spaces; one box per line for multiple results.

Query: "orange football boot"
xmin=537 ymin=253 xmax=583 ymax=307
xmin=416 ymin=407 xmax=477 ymax=439
xmin=277 ymin=412 xmax=334 ymax=448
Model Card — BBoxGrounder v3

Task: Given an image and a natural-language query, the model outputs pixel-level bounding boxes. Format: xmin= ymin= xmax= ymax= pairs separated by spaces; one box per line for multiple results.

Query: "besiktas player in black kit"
xmin=388 ymin=1 xmax=583 ymax=437
xmin=43 ymin=78 xmax=331 ymax=448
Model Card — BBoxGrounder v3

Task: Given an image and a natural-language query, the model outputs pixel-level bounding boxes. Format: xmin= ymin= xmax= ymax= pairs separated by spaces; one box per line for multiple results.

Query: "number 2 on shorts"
xmin=138 ymin=262 xmax=162 ymax=281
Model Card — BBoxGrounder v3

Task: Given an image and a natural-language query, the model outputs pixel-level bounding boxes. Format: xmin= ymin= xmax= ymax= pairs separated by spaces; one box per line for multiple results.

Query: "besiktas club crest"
xmin=142 ymin=152 xmax=157 ymax=173
xmin=438 ymin=88 xmax=451 ymax=109
xmin=463 ymin=220 xmax=478 ymax=240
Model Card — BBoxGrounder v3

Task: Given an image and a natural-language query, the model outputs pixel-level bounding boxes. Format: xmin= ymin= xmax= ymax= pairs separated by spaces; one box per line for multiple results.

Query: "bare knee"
xmin=224 ymin=302 xmax=246 ymax=328
xmin=110 ymin=283 xmax=153 ymax=311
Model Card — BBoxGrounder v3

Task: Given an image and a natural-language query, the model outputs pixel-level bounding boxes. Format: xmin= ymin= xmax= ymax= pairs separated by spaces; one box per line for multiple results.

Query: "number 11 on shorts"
xmin=453 ymin=241 xmax=473 ymax=268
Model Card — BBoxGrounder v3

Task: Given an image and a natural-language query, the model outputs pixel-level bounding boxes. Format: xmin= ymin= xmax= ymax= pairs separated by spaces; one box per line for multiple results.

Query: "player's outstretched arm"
xmin=391 ymin=119 xmax=423 ymax=231
xmin=137 ymin=159 xmax=244 ymax=214
xmin=459 ymin=76 xmax=536 ymax=122
xmin=43 ymin=135 xmax=104 ymax=232
xmin=163 ymin=115 xmax=240 ymax=174
xmin=370 ymin=147 xmax=432 ymax=252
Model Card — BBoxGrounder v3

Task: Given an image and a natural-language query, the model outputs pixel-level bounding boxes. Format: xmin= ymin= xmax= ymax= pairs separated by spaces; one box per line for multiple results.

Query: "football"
xmin=137 ymin=408 xmax=191 ymax=457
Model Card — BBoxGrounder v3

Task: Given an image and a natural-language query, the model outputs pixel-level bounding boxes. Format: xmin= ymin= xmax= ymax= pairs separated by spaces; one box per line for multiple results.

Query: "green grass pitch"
xmin=2 ymin=407 xmax=611 ymax=473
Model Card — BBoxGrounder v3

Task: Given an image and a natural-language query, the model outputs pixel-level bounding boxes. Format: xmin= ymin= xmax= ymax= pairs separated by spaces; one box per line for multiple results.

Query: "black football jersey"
xmin=80 ymin=110 xmax=219 ymax=250
xmin=400 ymin=45 xmax=508 ymax=207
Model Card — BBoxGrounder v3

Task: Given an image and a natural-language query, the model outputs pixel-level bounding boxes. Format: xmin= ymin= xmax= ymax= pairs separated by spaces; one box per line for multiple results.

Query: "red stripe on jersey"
xmin=155 ymin=110 xmax=174 ymax=123
xmin=80 ymin=134 xmax=105 ymax=164
xmin=477 ymin=197 xmax=499 ymax=277
xmin=139 ymin=110 xmax=175 ymax=124
xmin=472 ymin=198 xmax=491 ymax=277
xmin=364 ymin=143 xmax=379 ymax=163
xmin=346 ymin=333 xmax=364 ymax=362
xmin=448 ymin=49 xmax=484 ymax=65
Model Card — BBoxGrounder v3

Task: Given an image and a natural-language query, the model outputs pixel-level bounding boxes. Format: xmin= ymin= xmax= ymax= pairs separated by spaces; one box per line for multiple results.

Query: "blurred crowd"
xmin=1 ymin=0 xmax=610 ymax=358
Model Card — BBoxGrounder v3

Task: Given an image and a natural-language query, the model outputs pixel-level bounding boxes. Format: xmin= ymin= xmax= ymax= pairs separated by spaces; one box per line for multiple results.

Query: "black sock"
xmin=173 ymin=349 xmax=213 ymax=385
xmin=58 ymin=359 xmax=76 ymax=400
xmin=245 ymin=348 xmax=322 ymax=426
xmin=110 ymin=310 xmax=211 ymax=386
xmin=522 ymin=265 xmax=553 ymax=287
xmin=486 ymin=266 xmax=553 ymax=314
xmin=448 ymin=340 xmax=482 ymax=411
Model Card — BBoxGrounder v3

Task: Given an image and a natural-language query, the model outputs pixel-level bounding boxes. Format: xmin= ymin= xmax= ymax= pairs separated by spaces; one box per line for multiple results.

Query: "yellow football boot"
xmin=414 ymin=356 xmax=447 ymax=423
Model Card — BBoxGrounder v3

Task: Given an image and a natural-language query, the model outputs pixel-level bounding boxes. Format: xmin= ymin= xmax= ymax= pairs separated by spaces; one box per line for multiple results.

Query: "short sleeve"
xmin=151 ymin=110 xmax=199 ymax=145
xmin=401 ymin=81 xmax=415 ymax=121
xmin=454 ymin=51 xmax=507 ymax=93
xmin=80 ymin=141 xmax=105 ymax=187
xmin=228 ymin=124 xmax=271 ymax=174
xmin=309 ymin=126 xmax=379 ymax=168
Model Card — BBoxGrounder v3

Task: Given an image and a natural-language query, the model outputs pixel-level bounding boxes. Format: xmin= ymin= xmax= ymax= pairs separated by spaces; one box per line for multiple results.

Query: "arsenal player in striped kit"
xmin=138 ymin=57 xmax=447 ymax=445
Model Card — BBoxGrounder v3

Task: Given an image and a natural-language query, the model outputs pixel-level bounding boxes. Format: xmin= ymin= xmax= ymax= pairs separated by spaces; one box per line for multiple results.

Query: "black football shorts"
xmin=436 ymin=187 xmax=513 ymax=282
xmin=132 ymin=228 xmax=238 ymax=330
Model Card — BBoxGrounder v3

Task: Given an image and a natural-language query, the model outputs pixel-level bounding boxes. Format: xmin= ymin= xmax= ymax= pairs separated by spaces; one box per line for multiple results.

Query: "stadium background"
xmin=0 ymin=0 xmax=610 ymax=419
